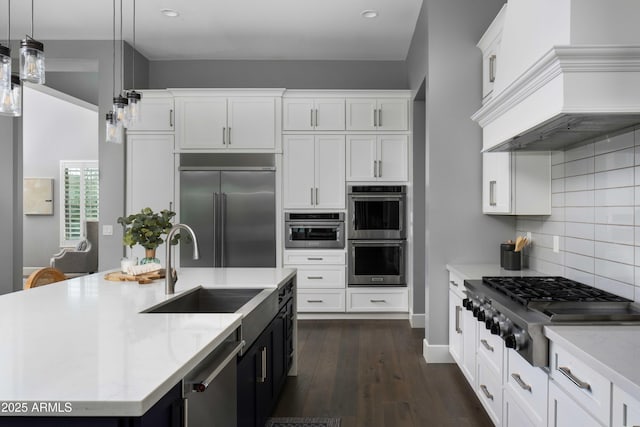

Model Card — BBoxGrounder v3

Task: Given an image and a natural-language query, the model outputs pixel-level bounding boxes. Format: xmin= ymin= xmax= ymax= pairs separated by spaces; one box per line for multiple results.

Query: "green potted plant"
xmin=117 ymin=207 xmax=181 ymax=264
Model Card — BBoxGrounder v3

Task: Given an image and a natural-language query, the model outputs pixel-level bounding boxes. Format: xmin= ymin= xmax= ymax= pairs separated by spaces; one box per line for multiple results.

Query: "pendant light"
xmin=106 ymin=0 xmax=123 ymax=143
xmin=0 ymin=0 xmax=12 ymax=89
xmin=126 ymin=0 xmax=142 ymax=125
xmin=20 ymin=0 xmax=45 ymax=84
xmin=112 ymin=0 xmax=129 ymax=128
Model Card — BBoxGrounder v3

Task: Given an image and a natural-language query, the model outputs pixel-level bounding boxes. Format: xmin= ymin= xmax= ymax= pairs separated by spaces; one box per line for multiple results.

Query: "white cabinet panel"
xmin=283 ymin=135 xmax=315 ymax=209
xmin=283 ymin=98 xmax=344 ymax=131
xmin=504 ymin=389 xmax=537 ymax=427
xmin=461 ymin=306 xmax=478 ymax=387
xmin=505 ymin=349 xmax=548 ymax=426
xmin=283 ymin=250 xmax=346 ymax=265
xmin=315 ymin=135 xmax=345 ymax=209
xmin=346 ymin=98 xmax=408 ymax=131
xmin=376 ymin=99 xmax=408 ymax=131
xmin=314 ymin=99 xmax=345 ymax=130
xmin=298 ymin=289 xmax=345 ymax=312
xmin=448 ymin=288 xmax=464 ymax=365
xmin=548 ymin=379 xmax=601 ymax=427
xmin=346 ymin=98 xmax=377 ymax=130
xmin=175 ymin=96 xmax=226 ymax=150
xmin=346 ymin=287 xmax=408 ymax=312
xmin=477 ymin=351 xmax=503 ymax=426
xmin=283 ymin=98 xmax=315 ymax=131
xmin=126 ymin=92 xmax=174 ymax=132
xmin=378 ymin=135 xmax=408 ymax=181
xmin=227 ymin=97 xmax=275 ymax=150
xmin=347 ymin=135 xmax=408 ymax=182
xmin=346 ymin=135 xmax=377 ymax=181
xmin=296 ymin=267 xmax=345 ymax=289
xmin=613 ymin=385 xmax=640 ymax=427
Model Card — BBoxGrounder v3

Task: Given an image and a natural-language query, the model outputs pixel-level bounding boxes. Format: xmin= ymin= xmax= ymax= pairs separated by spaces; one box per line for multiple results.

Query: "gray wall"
xmin=45 ymin=72 xmax=100 ymax=105
xmin=420 ymin=0 xmax=514 ymax=347
xmin=0 ymin=116 xmax=20 ymax=295
xmin=149 ymin=60 xmax=408 ymax=89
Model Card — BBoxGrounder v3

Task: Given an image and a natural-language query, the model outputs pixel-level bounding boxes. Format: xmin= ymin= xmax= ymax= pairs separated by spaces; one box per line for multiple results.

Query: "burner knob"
xmin=505 ymin=329 xmax=527 ymax=351
xmin=462 ymin=298 xmax=470 ymax=308
xmin=472 ymin=306 xmax=481 ymax=318
xmin=464 ymin=299 xmax=474 ymax=311
xmin=477 ymin=309 xmax=486 ymax=322
xmin=490 ymin=322 xmax=501 ymax=335
xmin=485 ymin=316 xmax=496 ymax=330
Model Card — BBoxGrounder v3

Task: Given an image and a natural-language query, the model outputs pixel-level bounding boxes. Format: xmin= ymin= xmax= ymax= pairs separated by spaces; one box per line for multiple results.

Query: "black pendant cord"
xmin=30 ymin=0 xmax=33 ymax=38
xmin=119 ymin=0 xmax=124 ymax=95
xmin=112 ymin=0 xmax=116 ymax=98
xmin=131 ymin=0 xmax=135 ymax=90
xmin=7 ymin=0 xmax=11 ymax=48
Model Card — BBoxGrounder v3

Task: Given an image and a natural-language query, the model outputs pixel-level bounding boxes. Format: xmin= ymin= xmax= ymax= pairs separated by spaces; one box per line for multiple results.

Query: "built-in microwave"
xmin=284 ymin=212 xmax=345 ymax=249
xmin=348 ymin=240 xmax=406 ymax=286
xmin=347 ymin=185 xmax=406 ymax=240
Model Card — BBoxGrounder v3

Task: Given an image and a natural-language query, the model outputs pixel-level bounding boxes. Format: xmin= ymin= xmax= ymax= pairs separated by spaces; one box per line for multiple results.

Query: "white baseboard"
xmin=409 ymin=313 xmax=425 ymax=328
xmin=297 ymin=312 xmax=409 ymax=321
xmin=422 ymin=338 xmax=454 ymax=364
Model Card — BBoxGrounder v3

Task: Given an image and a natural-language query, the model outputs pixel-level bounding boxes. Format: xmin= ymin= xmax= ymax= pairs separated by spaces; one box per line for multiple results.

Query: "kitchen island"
xmin=0 ymin=267 xmax=296 ymax=425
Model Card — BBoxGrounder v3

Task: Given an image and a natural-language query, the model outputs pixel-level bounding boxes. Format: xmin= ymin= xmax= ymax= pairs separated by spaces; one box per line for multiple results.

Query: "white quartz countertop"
xmin=544 ymin=325 xmax=640 ymax=401
xmin=446 ymin=263 xmax=544 ymax=280
xmin=0 ymin=267 xmax=296 ymax=417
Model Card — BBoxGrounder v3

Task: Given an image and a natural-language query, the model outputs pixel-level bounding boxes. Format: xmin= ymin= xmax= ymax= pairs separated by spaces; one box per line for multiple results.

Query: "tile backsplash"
xmin=516 ymin=128 xmax=640 ymax=302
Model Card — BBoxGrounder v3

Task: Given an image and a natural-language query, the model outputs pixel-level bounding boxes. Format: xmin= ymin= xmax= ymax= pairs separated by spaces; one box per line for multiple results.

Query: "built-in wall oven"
xmin=348 ymin=185 xmax=406 ymax=240
xmin=347 ymin=185 xmax=406 ymax=286
xmin=284 ymin=212 xmax=345 ymax=249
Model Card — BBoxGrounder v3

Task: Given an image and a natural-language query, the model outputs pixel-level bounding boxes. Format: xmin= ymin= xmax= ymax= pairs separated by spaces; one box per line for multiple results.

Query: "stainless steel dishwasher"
xmin=182 ymin=326 xmax=244 ymax=427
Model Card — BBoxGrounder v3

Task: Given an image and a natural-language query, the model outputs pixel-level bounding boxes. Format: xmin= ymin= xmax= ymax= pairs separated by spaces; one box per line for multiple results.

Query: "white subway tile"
xmin=551 ymin=164 xmax=564 ymax=179
xmin=565 ymin=174 xmax=594 ymax=192
xmin=565 ymin=252 xmax=595 ymax=273
xmin=594 ymin=131 xmax=635 ymax=156
xmin=636 ymin=187 xmax=640 ymax=206
xmin=594 ymin=167 xmax=634 ymax=189
xmin=532 ymin=234 xmax=553 ymax=249
xmin=551 ymin=150 xmax=565 ymax=165
xmin=565 ymin=143 xmax=595 ymax=162
xmin=637 ymin=207 xmax=640 ymax=227
xmin=594 ymin=206 xmax=634 ymax=225
xmin=593 ymin=276 xmax=635 ymax=299
xmin=566 ymin=222 xmax=594 ymax=239
xmin=636 ymin=227 xmax=640 ymax=246
xmin=565 ymin=157 xmax=595 ymax=177
xmin=551 ymin=178 xmax=565 ymax=194
xmin=595 ymin=259 xmax=634 ymax=284
xmin=594 ymin=241 xmax=634 ymax=265
xmin=517 ymin=219 xmax=541 ymax=234
xmin=635 ymin=167 xmax=640 ymax=186
xmin=595 ymin=224 xmax=635 ymax=245
xmin=565 ymin=190 xmax=595 ymax=207
xmin=549 ymin=207 xmax=565 ymax=222
xmin=565 ymin=207 xmax=594 ymax=223
xmin=541 ymin=221 xmax=564 ymax=236
xmin=595 ymin=147 xmax=634 ymax=172
xmin=565 ymin=267 xmax=594 ymax=285
xmin=636 ymin=267 xmax=640 ymax=286
xmin=531 ymin=246 xmax=564 ymax=264
xmin=565 ymin=237 xmax=594 ymax=257
xmin=594 ymin=187 xmax=634 ymax=207
xmin=530 ymin=258 xmax=564 ymax=276
xmin=636 ymin=247 xmax=640 ymax=266
xmin=552 ymin=193 xmax=565 ymax=207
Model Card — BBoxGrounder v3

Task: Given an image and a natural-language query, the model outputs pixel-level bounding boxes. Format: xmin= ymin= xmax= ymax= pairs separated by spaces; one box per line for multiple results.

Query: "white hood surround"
xmin=472 ymin=0 xmax=640 ymax=152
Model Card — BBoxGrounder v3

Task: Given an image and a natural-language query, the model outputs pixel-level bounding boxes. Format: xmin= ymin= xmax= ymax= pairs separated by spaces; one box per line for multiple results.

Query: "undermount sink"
xmin=145 ymin=288 xmax=264 ymax=314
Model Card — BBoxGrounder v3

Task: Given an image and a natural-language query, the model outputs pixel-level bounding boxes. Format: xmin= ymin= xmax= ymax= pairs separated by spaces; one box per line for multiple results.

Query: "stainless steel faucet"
xmin=165 ymin=224 xmax=200 ymax=294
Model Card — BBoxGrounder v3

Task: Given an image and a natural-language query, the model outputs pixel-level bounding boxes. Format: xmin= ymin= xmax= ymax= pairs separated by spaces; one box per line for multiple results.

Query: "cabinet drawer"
xmin=347 ymin=288 xmax=408 ymax=312
xmin=612 ymin=384 xmax=640 ymax=427
xmin=548 ymin=378 xmax=601 ymax=427
xmin=477 ymin=351 xmax=503 ymax=426
xmin=284 ymin=251 xmax=345 ymax=265
xmin=295 ymin=267 xmax=345 ymax=289
xmin=477 ymin=323 xmax=504 ymax=376
xmin=550 ymin=342 xmax=611 ymax=425
xmin=506 ymin=349 xmax=548 ymax=426
xmin=297 ymin=290 xmax=345 ymax=312
xmin=504 ymin=389 xmax=537 ymax=427
xmin=448 ymin=271 xmax=466 ymax=299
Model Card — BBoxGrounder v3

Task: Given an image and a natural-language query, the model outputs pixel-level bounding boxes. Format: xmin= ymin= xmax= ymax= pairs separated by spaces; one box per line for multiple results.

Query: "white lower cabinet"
xmin=477 ymin=350 xmax=503 ymax=426
xmin=504 ymin=349 xmax=548 ymax=427
xmin=448 ymin=286 xmax=464 ymax=365
xmin=504 ymin=389 xmax=537 ymax=427
xmin=461 ymin=303 xmax=478 ymax=386
xmin=548 ymin=378 xmax=601 ymax=427
xmin=612 ymin=385 xmax=640 ymax=427
xmin=346 ymin=287 xmax=408 ymax=312
xmin=297 ymin=289 xmax=345 ymax=312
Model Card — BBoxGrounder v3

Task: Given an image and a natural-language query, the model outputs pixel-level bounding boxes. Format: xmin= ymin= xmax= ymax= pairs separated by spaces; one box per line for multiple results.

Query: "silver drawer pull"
xmin=480 ymin=339 xmax=494 ymax=352
xmin=511 ymin=373 xmax=532 ymax=392
xmin=449 ymin=280 xmax=458 ymax=287
xmin=370 ymin=299 xmax=386 ymax=303
xmin=307 ymin=299 xmax=324 ymax=303
xmin=558 ymin=366 xmax=591 ymax=392
xmin=480 ymin=385 xmax=494 ymax=401
xmin=455 ymin=306 xmax=462 ymax=333
xmin=307 ymin=276 xmax=324 ymax=280
xmin=307 ymin=257 xmax=323 ymax=261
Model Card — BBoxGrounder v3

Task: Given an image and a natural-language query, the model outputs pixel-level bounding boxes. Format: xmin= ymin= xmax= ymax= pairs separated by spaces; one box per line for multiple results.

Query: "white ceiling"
xmin=3 ymin=0 xmax=423 ymax=61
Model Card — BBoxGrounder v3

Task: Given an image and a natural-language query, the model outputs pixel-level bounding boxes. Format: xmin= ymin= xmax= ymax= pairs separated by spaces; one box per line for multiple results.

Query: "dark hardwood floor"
xmin=272 ymin=320 xmax=493 ymax=427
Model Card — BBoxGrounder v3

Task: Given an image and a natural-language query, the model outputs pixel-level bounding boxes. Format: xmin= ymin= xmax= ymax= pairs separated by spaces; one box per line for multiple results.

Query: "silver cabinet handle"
xmin=307 ymin=299 xmax=323 ymax=303
xmin=257 ymin=346 xmax=267 ymax=383
xmin=374 ymin=160 xmax=378 ymax=178
xmin=450 ymin=280 xmax=458 ymax=287
xmin=307 ymin=257 xmax=323 ymax=261
xmin=558 ymin=366 xmax=591 ymax=392
xmin=480 ymin=385 xmax=494 ymax=401
xmin=169 ymin=109 xmax=174 ymax=127
xmin=489 ymin=54 xmax=497 ymax=83
xmin=511 ymin=373 xmax=532 ymax=392
xmin=191 ymin=340 xmax=245 ymax=392
xmin=455 ymin=306 xmax=462 ymax=333
xmin=377 ymin=108 xmax=382 ymax=127
xmin=228 ymin=127 xmax=231 ymax=145
xmin=307 ymin=276 xmax=324 ymax=280
xmin=373 ymin=108 xmax=377 ymax=127
xmin=310 ymin=187 xmax=314 ymax=205
xmin=378 ymin=159 xmax=382 ymax=177
xmin=480 ymin=339 xmax=494 ymax=352
xmin=310 ymin=109 xmax=314 ymax=127
xmin=489 ymin=180 xmax=497 ymax=206
xmin=315 ymin=109 xmax=318 ymax=127
xmin=315 ymin=187 xmax=318 ymax=205
xmin=370 ymin=299 xmax=386 ymax=303
xmin=222 ymin=127 xmax=226 ymax=145
xmin=183 ymin=397 xmax=188 ymax=426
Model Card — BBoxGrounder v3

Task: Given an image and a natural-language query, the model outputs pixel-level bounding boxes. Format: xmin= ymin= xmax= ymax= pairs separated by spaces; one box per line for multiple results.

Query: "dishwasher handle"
xmin=188 ymin=339 xmax=245 ymax=393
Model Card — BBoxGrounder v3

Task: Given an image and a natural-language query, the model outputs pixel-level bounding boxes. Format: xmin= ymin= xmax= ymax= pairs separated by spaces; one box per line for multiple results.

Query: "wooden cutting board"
xmin=104 ymin=269 xmax=166 ymax=284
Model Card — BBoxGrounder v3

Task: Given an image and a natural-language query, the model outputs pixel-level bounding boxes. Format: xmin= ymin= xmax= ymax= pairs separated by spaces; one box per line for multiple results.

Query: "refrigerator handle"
xmin=221 ymin=193 xmax=226 ymax=267
xmin=213 ymin=193 xmax=218 ymax=267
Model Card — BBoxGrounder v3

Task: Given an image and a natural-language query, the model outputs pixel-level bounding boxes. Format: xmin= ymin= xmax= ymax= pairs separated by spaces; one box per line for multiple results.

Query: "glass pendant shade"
xmin=112 ymin=94 xmax=129 ymax=126
xmin=20 ymin=38 xmax=45 ymax=84
xmin=126 ymin=90 xmax=142 ymax=125
xmin=0 ymin=45 xmax=11 ymax=88
xmin=0 ymin=75 xmax=21 ymax=117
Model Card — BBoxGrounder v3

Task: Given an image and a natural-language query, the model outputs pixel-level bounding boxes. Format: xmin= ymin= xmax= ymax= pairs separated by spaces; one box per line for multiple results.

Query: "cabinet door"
xmin=283 ymin=98 xmax=314 ymax=131
xmin=315 ymin=98 xmax=345 ymax=131
xmin=504 ymin=389 xmax=537 ymax=427
xmin=377 ymin=98 xmax=408 ymax=131
xmin=314 ymin=135 xmax=345 ymax=209
xmin=548 ymin=379 xmax=601 ymax=427
xmin=461 ymin=309 xmax=477 ymax=387
xmin=613 ymin=385 xmax=640 ymax=427
xmin=175 ymin=96 xmax=226 ymax=150
xmin=283 ymin=135 xmax=315 ymax=209
xmin=237 ymin=344 xmax=258 ymax=427
xmin=126 ymin=134 xmax=174 ymax=263
xmin=228 ymin=97 xmax=276 ymax=150
xmin=378 ymin=135 xmax=408 ymax=181
xmin=346 ymin=98 xmax=377 ymax=130
xmin=483 ymin=152 xmax=511 ymax=214
xmin=346 ymin=135 xmax=377 ymax=181
xmin=126 ymin=94 xmax=174 ymax=132
xmin=272 ymin=307 xmax=288 ymax=398
xmin=448 ymin=289 xmax=464 ymax=365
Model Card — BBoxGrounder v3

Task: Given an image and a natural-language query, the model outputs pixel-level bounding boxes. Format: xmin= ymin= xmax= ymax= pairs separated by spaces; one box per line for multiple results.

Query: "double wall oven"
xmin=347 ymin=185 xmax=406 ymax=286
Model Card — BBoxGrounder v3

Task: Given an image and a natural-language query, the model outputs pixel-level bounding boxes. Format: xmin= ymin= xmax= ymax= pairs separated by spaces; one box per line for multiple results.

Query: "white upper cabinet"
xmin=477 ymin=5 xmax=506 ymax=103
xmin=347 ymin=135 xmax=408 ymax=182
xmin=346 ymin=98 xmax=408 ymax=131
xmin=172 ymin=90 xmax=283 ymax=152
xmin=125 ymin=90 xmax=175 ymax=132
xmin=283 ymin=98 xmax=345 ymax=131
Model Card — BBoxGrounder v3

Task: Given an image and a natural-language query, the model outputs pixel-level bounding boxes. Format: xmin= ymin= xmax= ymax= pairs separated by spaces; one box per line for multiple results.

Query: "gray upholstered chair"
xmin=50 ymin=220 xmax=99 ymax=274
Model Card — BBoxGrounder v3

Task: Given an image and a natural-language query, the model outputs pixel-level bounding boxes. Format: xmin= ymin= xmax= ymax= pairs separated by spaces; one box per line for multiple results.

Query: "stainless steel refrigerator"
xmin=179 ymin=168 xmax=276 ymax=267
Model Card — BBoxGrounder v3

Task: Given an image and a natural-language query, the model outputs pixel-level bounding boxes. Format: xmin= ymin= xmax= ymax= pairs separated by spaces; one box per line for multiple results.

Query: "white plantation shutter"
xmin=60 ymin=161 xmax=99 ymax=246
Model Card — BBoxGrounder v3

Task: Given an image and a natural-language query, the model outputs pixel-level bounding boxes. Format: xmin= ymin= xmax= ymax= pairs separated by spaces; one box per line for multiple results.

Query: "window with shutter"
xmin=60 ymin=161 xmax=99 ymax=247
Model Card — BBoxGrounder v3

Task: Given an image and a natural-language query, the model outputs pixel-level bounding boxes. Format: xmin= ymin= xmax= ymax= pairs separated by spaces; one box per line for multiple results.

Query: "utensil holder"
xmin=503 ymin=250 xmax=521 ymax=271
xmin=500 ymin=243 xmax=516 ymax=268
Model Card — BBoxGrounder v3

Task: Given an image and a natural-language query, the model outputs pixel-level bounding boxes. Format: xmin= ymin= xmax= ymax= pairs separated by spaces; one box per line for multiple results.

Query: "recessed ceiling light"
xmin=160 ymin=8 xmax=179 ymax=18
xmin=361 ymin=10 xmax=378 ymax=19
